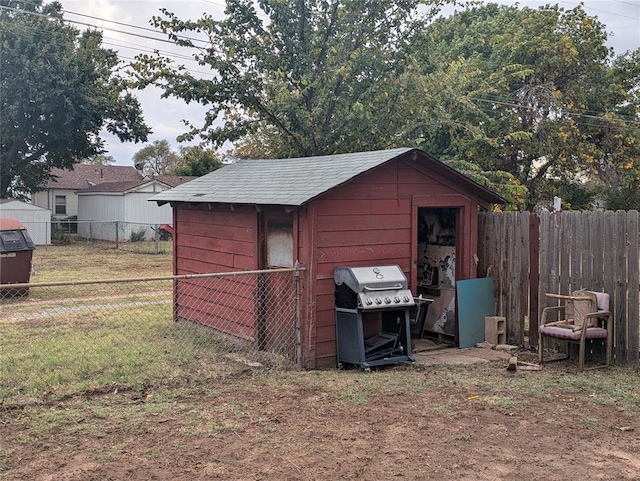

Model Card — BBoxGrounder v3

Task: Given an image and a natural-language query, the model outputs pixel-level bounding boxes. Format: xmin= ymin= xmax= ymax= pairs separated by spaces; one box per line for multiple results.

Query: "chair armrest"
xmin=584 ymin=311 xmax=612 ymax=328
xmin=541 ymin=306 xmax=566 ymax=325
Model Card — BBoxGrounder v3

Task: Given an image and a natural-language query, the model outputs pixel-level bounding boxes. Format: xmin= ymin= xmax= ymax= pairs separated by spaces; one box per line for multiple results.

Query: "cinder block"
xmin=485 ymin=316 xmax=506 ymax=345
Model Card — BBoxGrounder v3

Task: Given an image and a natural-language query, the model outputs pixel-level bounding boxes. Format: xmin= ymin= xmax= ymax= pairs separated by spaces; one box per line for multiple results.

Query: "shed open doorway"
xmin=415 ymin=207 xmax=459 ymax=344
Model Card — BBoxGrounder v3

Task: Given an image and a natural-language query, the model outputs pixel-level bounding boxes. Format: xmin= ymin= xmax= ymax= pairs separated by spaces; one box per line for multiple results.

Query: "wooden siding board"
xmin=176 ymin=305 xmax=255 ymax=339
xmin=316 ymin=244 xmax=410 ymax=264
xmin=177 ymin=234 xmax=255 ymax=257
xmin=315 ymin=213 xmax=410 ymax=231
xmin=315 ymin=198 xmax=411 ymax=216
xmin=316 ymin=228 xmax=411 ymax=248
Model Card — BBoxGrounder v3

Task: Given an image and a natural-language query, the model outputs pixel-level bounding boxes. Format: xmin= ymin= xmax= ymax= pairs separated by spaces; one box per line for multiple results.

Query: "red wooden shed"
xmin=152 ymin=148 xmax=504 ymax=368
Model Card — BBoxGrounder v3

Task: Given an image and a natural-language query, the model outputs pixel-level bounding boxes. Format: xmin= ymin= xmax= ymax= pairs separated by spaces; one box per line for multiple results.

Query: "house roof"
xmin=154 ymin=175 xmax=199 ymax=187
xmin=150 ymin=148 xmax=506 ymax=206
xmin=44 ymin=165 xmax=142 ymax=190
xmin=0 ymin=199 xmax=51 ymax=211
xmin=76 ymin=178 xmax=171 ymax=195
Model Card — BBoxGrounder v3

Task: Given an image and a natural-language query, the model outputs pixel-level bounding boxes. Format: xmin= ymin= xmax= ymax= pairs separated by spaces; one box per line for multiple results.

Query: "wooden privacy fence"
xmin=478 ymin=209 xmax=639 ymax=366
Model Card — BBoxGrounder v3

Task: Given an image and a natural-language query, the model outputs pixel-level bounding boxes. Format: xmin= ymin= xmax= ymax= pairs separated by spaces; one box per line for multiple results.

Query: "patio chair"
xmin=538 ymin=290 xmax=613 ymax=371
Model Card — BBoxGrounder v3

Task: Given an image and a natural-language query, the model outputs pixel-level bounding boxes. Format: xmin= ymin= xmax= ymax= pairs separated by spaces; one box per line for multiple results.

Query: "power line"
xmin=61 ymin=8 xmax=211 ymax=46
xmin=468 ymin=96 xmax=640 ymax=126
xmin=0 ymin=4 xmax=210 ymax=48
xmin=558 ymin=0 xmax=640 ymax=21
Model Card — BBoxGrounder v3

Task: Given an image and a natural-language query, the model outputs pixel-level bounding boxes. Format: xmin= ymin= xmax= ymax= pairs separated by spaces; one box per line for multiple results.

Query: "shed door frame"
xmin=411 ymin=194 xmax=474 ymax=343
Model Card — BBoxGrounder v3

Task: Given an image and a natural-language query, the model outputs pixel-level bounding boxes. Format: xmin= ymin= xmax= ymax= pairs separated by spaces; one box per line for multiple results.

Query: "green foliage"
xmin=0 ymin=0 xmax=150 ymax=199
xmin=129 ymin=228 xmax=147 ymax=242
xmin=81 ymin=154 xmax=116 ymax=165
xmin=602 ymin=181 xmax=640 ymax=211
xmin=171 ymin=146 xmax=223 ymax=176
xmin=133 ymin=140 xmax=180 ymax=176
xmin=131 ymin=1 xmax=640 ymax=210
xmin=132 ymin=0 xmax=447 ymax=158
xmin=413 ymin=3 xmax=640 ymax=209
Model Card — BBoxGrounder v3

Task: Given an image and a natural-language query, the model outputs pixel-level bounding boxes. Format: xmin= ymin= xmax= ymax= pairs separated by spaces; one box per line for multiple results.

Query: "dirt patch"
xmin=2 ymin=362 xmax=639 ymax=481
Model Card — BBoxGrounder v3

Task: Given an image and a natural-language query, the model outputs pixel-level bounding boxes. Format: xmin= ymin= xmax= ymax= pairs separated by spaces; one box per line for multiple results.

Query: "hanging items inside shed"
xmin=417 ymin=208 xmax=457 ymax=340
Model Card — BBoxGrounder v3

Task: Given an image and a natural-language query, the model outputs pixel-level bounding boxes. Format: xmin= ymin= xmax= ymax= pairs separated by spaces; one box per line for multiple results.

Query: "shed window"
xmin=266 ymin=217 xmax=293 ymax=268
xmin=55 ymin=195 xmax=66 ymax=215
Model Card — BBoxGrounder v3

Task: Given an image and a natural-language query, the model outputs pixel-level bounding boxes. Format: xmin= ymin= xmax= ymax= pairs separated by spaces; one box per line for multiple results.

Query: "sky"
xmin=60 ymin=0 xmax=640 ymax=166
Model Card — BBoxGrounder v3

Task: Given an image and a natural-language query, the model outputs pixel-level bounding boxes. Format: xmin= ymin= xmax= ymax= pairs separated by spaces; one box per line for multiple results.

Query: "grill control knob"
xmin=384 ymin=297 xmax=391 ymax=304
xmin=375 ymin=297 xmax=382 ymax=305
xmin=394 ymin=296 xmax=400 ymax=303
xmin=365 ymin=298 xmax=373 ymax=306
xmin=403 ymin=295 xmax=410 ymax=303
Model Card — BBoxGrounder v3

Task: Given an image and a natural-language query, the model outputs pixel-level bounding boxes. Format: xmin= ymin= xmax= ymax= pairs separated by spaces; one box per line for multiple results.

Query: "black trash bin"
xmin=0 ymin=218 xmax=35 ymax=297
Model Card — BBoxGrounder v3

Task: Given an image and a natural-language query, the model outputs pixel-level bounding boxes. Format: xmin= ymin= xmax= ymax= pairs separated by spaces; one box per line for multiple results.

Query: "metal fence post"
xmin=115 ymin=221 xmax=119 ymax=249
xmin=294 ymin=260 xmax=302 ymax=369
xmin=154 ymin=224 xmax=159 ymax=255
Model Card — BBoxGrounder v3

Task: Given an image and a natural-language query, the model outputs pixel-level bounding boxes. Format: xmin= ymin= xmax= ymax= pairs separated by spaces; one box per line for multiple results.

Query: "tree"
xmin=132 ymin=0 xmax=447 ymax=158
xmin=170 ymin=146 xmax=222 ymax=176
xmin=133 ymin=140 xmax=180 ymax=177
xmin=0 ymin=0 xmax=150 ymax=199
xmin=81 ymin=154 xmax=116 ymax=165
xmin=411 ymin=4 xmax=640 ymax=209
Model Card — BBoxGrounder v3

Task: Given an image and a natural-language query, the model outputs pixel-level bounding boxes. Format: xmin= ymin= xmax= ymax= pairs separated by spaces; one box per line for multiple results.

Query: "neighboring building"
xmin=0 ymin=199 xmax=51 ymax=245
xmin=150 ymin=148 xmax=505 ymax=369
xmin=32 ymin=165 xmax=142 ymax=221
xmin=76 ymin=177 xmax=194 ymax=242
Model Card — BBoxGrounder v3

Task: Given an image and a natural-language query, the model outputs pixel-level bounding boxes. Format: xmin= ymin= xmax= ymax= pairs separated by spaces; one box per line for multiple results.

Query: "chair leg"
xmin=578 ymin=338 xmax=585 ymax=372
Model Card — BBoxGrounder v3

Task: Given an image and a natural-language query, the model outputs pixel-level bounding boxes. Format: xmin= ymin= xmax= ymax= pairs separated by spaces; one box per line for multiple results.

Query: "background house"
xmin=152 ymin=148 xmax=504 ymax=368
xmin=77 ymin=176 xmax=195 ymax=241
xmin=32 ymin=165 xmax=142 ymax=221
xmin=0 ymin=199 xmax=51 ymax=245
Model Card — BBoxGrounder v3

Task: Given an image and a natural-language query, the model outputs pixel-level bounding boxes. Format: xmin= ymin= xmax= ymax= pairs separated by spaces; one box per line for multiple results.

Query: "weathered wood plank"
xmin=591 ymin=210 xmax=604 ymax=291
xmin=614 ymin=210 xmax=627 ymax=364
xmin=559 ymin=211 xmax=571 ymax=295
xmin=315 ymin=213 xmax=410 ymax=231
xmin=529 ymin=213 xmax=540 ymax=348
xmin=626 ymin=210 xmax=639 ymax=364
xmin=538 ymin=210 xmax=551 ymax=313
xmin=316 ymin=228 xmax=412 ymax=248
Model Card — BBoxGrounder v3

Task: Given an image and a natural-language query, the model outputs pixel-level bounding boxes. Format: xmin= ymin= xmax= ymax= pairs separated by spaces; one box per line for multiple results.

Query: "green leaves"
xmin=0 ymin=0 xmax=150 ymax=198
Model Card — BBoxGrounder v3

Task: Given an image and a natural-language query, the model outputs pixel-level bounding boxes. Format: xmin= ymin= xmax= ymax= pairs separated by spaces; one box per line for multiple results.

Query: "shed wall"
xmin=308 ymin=159 xmax=480 ymax=367
xmin=77 ymin=195 xmax=124 ymax=241
xmin=173 ymin=205 xmax=260 ymax=339
xmin=0 ymin=202 xmax=51 ymax=245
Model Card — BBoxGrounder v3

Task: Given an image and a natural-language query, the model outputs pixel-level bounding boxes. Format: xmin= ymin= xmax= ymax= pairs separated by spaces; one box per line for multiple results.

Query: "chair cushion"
xmin=539 ymin=325 xmax=608 ymax=341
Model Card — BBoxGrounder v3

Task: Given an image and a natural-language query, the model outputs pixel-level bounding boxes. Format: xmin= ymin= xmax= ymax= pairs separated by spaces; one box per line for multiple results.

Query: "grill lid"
xmin=334 ymin=265 xmax=409 ymax=292
xmin=334 ymin=265 xmax=415 ymax=310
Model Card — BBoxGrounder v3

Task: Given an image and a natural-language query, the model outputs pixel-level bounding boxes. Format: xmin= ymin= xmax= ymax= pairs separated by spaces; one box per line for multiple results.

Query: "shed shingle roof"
xmin=150 ymin=148 xmax=505 ymax=206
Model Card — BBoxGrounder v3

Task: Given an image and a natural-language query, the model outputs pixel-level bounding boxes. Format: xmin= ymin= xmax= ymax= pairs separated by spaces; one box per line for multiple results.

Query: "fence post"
xmin=154 ymin=224 xmax=159 ymax=255
xmin=294 ymin=260 xmax=302 ymax=369
xmin=115 ymin=221 xmax=119 ymax=249
xmin=89 ymin=219 xmax=93 ymax=240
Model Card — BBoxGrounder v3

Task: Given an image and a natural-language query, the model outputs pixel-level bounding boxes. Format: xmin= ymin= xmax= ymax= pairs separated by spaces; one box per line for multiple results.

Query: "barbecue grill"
xmin=334 ymin=265 xmax=415 ymax=371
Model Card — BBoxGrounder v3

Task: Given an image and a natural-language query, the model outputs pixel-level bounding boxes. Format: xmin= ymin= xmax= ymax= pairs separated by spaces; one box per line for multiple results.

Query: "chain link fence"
xmin=0 ymin=267 xmax=301 ymax=407
xmin=52 ymin=219 xmax=173 ymax=254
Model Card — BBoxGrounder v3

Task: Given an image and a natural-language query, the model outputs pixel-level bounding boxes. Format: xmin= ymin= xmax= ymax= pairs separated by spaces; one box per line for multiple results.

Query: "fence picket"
xmin=478 ymin=209 xmax=639 ymax=366
xmin=626 ymin=211 xmax=639 ymax=363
